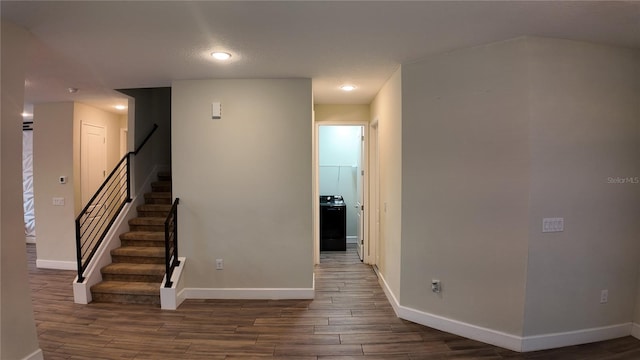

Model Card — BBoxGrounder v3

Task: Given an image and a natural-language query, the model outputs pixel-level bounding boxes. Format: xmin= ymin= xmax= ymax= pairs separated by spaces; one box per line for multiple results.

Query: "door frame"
xmin=314 ymin=121 xmax=370 ymax=265
xmin=369 ymin=118 xmax=380 ymax=267
xmin=80 ymin=121 xmax=107 ymax=206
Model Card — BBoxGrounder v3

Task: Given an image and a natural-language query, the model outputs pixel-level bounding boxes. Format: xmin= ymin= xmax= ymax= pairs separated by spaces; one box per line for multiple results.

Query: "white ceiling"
xmin=2 ymin=1 xmax=639 ymax=114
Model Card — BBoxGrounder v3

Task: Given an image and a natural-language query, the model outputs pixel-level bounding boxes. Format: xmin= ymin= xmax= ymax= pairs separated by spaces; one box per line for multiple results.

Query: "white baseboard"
xmin=25 ymin=236 xmax=36 ymax=244
xmin=373 ymin=265 xmax=400 ymax=317
xmin=36 ymin=259 xmax=76 ymax=270
xmin=346 ymin=236 xmax=357 ymax=244
xmin=374 ymin=265 xmax=631 ymax=352
xmin=183 ymin=288 xmax=315 ymax=300
xmin=183 ymin=282 xmax=315 ymax=300
xmin=22 ymin=348 xmax=44 ymax=360
xmin=521 ymin=323 xmax=632 ymax=352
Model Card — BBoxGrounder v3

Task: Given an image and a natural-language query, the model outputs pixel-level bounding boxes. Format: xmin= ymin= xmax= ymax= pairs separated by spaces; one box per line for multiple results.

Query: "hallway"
xmin=27 ymin=244 xmax=640 ymax=359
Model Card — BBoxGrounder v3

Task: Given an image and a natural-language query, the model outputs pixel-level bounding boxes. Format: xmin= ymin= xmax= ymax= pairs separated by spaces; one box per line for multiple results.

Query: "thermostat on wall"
xmin=212 ymin=102 xmax=222 ymax=119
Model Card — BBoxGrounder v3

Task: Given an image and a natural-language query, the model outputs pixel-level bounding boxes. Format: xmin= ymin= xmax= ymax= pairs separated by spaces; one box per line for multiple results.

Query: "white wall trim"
xmin=373 ymin=265 xmax=400 ymax=317
xmin=35 ymin=259 xmax=76 ymax=270
xmin=183 ymin=287 xmax=315 ymax=300
xmin=182 ymin=274 xmax=315 ymax=301
xmin=21 ymin=348 xmax=44 ymax=360
xmin=632 ymin=323 xmax=640 ymax=340
xmin=25 ymin=236 xmax=36 ymax=244
xmin=160 ymin=257 xmax=187 ymax=310
xmin=346 ymin=235 xmax=358 ymax=244
xmin=376 ymin=266 xmax=632 ymax=352
xmin=521 ymin=323 xmax=632 ymax=352
xmin=376 ymin=266 xmax=522 ymax=351
xmin=399 ymin=305 xmax=524 ymax=352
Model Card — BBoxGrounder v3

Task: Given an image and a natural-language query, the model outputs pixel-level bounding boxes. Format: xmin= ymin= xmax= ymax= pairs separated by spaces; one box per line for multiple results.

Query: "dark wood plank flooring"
xmin=27 ymin=244 xmax=640 ymax=359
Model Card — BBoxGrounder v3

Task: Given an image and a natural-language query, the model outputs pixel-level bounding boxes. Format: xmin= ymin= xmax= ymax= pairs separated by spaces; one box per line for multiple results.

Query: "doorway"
xmin=81 ymin=122 xmax=107 ymax=206
xmin=317 ymin=124 xmax=366 ymax=263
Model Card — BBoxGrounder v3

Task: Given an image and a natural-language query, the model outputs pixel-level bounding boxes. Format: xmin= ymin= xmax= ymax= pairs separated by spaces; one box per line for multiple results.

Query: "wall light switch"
xmin=212 ymin=102 xmax=222 ymax=119
xmin=543 ymin=217 xmax=564 ymax=233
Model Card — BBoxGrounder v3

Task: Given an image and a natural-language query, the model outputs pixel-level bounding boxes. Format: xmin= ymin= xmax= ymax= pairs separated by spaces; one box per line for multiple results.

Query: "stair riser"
xmin=102 ymin=273 xmax=165 ymax=283
xmin=144 ymin=198 xmax=172 ymax=205
xmin=120 ymin=240 xmax=165 ymax=248
xmin=157 ymin=175 xmax=172 ymax=182
xmin=137 ymin=210 xmax=170 ymax=218
xmin=151 ymin=184 xmax=171 ymax=192
xmin=91 ymin=292 xmax=160 ymax=305
xmin=129 ymin=225 xmax=165 ymax=232
xmin=112 ymin=255 xmax=165 ymax=264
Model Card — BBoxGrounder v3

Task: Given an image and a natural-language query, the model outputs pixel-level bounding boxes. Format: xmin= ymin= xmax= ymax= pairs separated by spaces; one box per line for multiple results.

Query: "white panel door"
xmin=81 ymin=123 xmax=107 ymax=207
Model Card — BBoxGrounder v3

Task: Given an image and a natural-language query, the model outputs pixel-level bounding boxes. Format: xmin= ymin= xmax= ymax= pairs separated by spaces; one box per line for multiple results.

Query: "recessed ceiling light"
xmin=211 ymin=52 xmax=232 ymax=61
xmin=340 ymin=85 xmax=356 ymax=92
xmin=68 ymin=87 xmax=78 ymax=94
xmin=114 ymin=105 xmax=127 ymax=110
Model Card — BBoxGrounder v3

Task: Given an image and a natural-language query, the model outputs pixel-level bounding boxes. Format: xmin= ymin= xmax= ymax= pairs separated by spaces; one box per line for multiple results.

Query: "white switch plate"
xmin=212 ymin=102 xmax=221 ymax=119
xmin=52 ymin=197 xmax=65 ymax=206
xmin=542 ymin=217 xmax=564 ymax=233
xmin=600 ymin=289 xmax=608 ymax=304
xmin=215 ymin=258 xmax=223 ymax=270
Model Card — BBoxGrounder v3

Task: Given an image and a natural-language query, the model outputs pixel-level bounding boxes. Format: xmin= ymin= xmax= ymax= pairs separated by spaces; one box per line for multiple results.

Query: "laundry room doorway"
xmin=316 ymin=124 xmax=368 ymax=263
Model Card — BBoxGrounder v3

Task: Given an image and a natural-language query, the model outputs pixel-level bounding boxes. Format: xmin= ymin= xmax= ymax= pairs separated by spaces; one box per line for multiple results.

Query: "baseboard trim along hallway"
xmin=375 ymin=266 xmax=634 ymax=353
xmin=181 ymin=287 xmax=315 ymax=300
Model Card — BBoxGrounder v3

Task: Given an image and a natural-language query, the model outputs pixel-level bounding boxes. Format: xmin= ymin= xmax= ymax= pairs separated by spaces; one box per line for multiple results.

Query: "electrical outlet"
xmin=431 ymin=279 xmax=441 ymax=293
xmin=600 ymin=289 xmax=608 ymax=304
xmin=216 ymin=259 xmax=224 ymax=270
xmin=52 ymin=197 xmax=65 ymax=206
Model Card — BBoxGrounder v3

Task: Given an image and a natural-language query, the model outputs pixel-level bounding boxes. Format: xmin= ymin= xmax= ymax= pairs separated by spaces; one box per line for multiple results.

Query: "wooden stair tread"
xmin=91 ymin=281 xmax=159 ymax=296
xmin=120 ymin=231 xmax=165 ymax=240
xmin=90 ymin=171 xmax=171 ymax=305
xmin=111 ymin=246 xmax=164 ymax=257
xmin=151 ymin=180 xmax=171 ymax=185
xmin=129 ymin=217 xmax=166 ymax=225
xmin=144 ymin=192 xmax=171 ymax=198
xmin=137 ymin=204 xmax=172 ymax=211
xmin=101 ymin=263 xmax=165 ymax=275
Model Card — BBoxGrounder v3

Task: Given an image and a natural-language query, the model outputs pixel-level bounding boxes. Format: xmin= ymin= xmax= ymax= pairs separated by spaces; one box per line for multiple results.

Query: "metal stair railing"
xmin=75 ymin=124 xmax=158 ymax=283
xmin=164 ymin=198 xmax=180 ymax=287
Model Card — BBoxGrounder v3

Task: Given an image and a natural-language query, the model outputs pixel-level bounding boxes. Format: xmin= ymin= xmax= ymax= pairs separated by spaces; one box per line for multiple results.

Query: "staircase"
xmin=90 ymin=171 xmax=172 ymax=305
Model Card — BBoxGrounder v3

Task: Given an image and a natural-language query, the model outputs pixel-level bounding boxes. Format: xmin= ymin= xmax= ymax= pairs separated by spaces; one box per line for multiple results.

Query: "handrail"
xmin=164 ymin=198 xmax=180 ymax=288
xmin=75 ymin=124 xmax=158 ymax=283
xmin=134 ymin=124 xmax=158 ymax=155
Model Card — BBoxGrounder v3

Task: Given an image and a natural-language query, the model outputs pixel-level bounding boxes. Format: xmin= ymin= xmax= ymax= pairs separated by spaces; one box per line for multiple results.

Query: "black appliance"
xmin=320 ymin=195 xmax=346 ymax=251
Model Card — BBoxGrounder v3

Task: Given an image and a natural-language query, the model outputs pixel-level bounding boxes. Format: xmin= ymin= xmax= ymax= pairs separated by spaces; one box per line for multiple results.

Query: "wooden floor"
xmin=28 ymin=244 xmax=640 ymax=359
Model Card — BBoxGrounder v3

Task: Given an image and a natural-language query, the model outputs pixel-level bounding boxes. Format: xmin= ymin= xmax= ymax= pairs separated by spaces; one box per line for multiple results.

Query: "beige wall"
xmin=172 ymin=79 xmax=314 ymax=289
xmin=523 ymin=38 xmax=640 ymax=336
xmin=1 ymin=21 xmax=43 ymax=360
xmin=33 ymin=102 xmax=122 ymax=266
xmin=370 ymin=69 xmax=403 ymax=298
xmin=400 ymin=39 xmax=531 ymax=335
xmin=315 ymin=104 xmax=370 ymax=123
xmin=34 ymin=102 xmax=77 ymax=265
